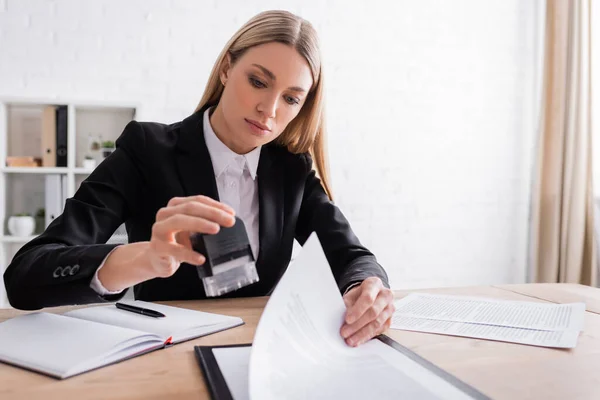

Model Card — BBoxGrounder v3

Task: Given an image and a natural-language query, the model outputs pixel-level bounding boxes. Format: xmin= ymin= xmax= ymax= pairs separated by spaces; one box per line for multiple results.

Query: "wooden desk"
xmin=1 ymin=283 xmax=599 ymax=399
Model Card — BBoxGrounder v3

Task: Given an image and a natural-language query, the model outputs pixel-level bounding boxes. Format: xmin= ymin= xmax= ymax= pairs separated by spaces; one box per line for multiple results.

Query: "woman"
xmin=4 ymin=10 xmax=394 ymax=347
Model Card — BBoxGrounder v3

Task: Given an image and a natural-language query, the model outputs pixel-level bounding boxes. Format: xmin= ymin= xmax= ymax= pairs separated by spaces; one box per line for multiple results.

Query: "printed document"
xmin=391 ymin=293 xmax=585 ymax=348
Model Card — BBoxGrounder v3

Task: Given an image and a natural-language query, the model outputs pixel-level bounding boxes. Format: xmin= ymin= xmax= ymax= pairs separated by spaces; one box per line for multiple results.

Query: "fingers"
xmin=175 ymin=231 xmax=192 ymax=248
xmin=168 ymin=195 xmax=235 ymax=217
xmin=147 ymin=196 xmax=235 ymax=279
xmin=152 ymin=214 xmax=221 ymax=241
xmin=150 ymin=239 xmax=204 ymax=264
xmin=342 ymin=285 xmax=361 ymax=308
xmin=344 ymin=277 xmax=385 ymax=324
xmin=158 ymin=199 xmax=236 ymax=228
xmin=341 ymin=288 xmax=393 ymax=340
xmin=339 ymin=277 xmax=395 ymax=347
xmin=345 ymin=303 xmax=395 ymax=347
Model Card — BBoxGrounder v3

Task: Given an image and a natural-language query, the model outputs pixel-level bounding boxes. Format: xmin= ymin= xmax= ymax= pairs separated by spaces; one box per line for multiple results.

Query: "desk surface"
xmin=1 ymin=283 xmax=599 ymax=400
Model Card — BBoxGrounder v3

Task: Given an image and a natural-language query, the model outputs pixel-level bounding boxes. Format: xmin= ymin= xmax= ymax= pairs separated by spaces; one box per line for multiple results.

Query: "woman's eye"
xmin=250 ymin=77 xmax=266 ymax=88
xmin=249 ymin=76 xmax=298 ymax=105
xmin=285 ymin=96 xmax=300 ymax=105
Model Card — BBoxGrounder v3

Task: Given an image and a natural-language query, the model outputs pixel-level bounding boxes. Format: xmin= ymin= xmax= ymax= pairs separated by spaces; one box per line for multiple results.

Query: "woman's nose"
xmin=257 ymin=93 xmax=278 ymax=119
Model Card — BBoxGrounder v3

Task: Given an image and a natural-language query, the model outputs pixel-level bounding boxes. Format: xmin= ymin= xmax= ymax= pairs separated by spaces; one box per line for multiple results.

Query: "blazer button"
xmin=70 ymin=264 xmax=80 ymax=275
xmin=52 ymin=267 xmax=62 ymax=278
xmin=61 ymin=266 xmax=71 ymax=277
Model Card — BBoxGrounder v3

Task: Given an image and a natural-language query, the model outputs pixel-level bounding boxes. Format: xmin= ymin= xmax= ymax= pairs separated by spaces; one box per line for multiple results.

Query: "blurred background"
xmin=0 ymin=0 xmax=597 ymax=307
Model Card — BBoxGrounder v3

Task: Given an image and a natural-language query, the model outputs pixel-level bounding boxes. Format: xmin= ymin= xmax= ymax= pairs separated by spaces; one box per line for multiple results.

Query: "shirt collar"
xmin=203 ymin=108 xmax=261 ymax=180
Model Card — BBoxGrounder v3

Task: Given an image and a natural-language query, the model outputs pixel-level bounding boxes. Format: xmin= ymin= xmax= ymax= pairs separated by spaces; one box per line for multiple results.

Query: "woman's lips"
xmin=245 ymin=119 xmax=271 ymax=136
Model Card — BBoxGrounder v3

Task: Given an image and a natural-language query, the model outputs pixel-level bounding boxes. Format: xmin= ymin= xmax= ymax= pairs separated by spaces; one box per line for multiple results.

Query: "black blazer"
xmin=4 ymin=106 xmax=389 ymax=310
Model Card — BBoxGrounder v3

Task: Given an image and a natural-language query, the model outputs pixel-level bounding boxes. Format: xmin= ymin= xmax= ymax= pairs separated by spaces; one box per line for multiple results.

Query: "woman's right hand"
xmin=147 ymin=195 xmax=236 ymax=278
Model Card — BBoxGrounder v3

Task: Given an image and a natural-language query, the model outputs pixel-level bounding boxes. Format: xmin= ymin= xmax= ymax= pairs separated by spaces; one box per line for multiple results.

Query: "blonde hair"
xmin=194 ymin=10 xmax=332 ymax=200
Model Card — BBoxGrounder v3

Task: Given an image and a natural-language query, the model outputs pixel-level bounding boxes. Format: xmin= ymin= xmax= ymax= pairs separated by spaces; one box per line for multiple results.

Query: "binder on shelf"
xmin=44 ymin=175 xmax=65 ymax=228
xmin=41 ymin=106 xmax=56 ymax=167
xmin=55 ymin=106 xmax=68 ymax=167
xmin=61 ymin=174 xmax=68 ymax=206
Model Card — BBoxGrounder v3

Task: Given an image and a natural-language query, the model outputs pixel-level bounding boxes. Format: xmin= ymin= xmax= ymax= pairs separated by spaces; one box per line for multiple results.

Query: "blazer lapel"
xmin=175 ymin=107 xmax=220 ymax=200
xmin=256 ymin=144 xmax=284 ymax=282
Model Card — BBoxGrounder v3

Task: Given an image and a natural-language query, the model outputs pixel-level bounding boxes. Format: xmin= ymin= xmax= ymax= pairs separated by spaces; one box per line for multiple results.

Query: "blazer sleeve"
xmin=294 ymin=154 xmax=390 ymax=294
xmin=3 ymin=121 xmax=148 ymax=310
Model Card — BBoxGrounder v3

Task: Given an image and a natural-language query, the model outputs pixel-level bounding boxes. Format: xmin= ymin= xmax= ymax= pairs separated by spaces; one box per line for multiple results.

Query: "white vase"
xmin=83 ymin=159 xmax=97 ymax=169
xmin=7 ymin=216 xmax=35 ymax=237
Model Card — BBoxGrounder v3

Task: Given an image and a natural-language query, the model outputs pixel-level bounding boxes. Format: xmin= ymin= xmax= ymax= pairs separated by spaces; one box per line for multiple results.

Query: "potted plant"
xmin=7 ymin=212 xmax=36 ymax=237
xmin=90 ymin=140 xmax=101 ymax=152
xmin=83 ymin=155 xmax=97 ymax=169
xmin=35 ymin=208 xmax=45 ymax=233
xmin=101 ymin=141 xmax=115 ymax=158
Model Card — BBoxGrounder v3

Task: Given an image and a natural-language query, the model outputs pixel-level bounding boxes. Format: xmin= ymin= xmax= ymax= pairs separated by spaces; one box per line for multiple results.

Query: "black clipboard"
xmin=194 ymin=335 xmax=490 ymax=400
xmin=195 ymin=343 xmax=249 ymax=400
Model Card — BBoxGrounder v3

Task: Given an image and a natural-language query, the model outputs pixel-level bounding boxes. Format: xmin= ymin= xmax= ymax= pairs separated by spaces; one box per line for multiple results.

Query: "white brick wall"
xmin=0 ymin=0 xmax=544 ymax=289
xmin=593 ymin=3 xmax=600 ymax=193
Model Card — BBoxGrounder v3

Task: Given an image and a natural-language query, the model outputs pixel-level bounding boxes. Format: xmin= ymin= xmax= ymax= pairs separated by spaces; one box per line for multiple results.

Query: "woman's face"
xmin=212 ymin=41 xmax=314 ymax=154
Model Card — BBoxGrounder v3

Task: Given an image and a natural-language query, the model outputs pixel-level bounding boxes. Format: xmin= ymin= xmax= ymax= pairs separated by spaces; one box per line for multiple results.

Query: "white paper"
xmin=65 ymin=300 xmax=243 ymax=343
xmin=0 ymin=312 xmax=163 ymax=378
xmin=393 ymin=293 xmax=585 ymax=331
xmin=391 ymin=316 xmax=580 ymax=348
xmin=248 ymin=233 xmax=479 ymax=400
xmin=212 ymin=347 xmax=252 ymax=400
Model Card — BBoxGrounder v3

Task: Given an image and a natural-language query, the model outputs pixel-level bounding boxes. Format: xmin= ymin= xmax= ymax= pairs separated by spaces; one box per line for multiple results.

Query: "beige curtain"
xmin=531 ymin=0 xmax=596 ymax=285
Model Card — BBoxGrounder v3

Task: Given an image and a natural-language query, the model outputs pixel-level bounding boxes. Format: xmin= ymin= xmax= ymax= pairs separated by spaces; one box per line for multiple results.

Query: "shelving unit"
xmin=1 ymin=167 xmax=69 ymax=174
xmin=0 ymin=236 xmax=37 ymax=244
xmin=0 ymin=97 xmax=138 ymax=308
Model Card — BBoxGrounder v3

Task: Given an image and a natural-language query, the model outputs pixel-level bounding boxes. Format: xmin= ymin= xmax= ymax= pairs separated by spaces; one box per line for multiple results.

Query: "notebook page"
xmin=391 ymin=316 xmax=580 ymax=348
xmin=248 ymin=233 xmax=479 ymax=400
xmin=0 ymin=313 xmax=162 ymax=378
xmin=73 ymin=337 xmax=165 ymax=377
xmin=393 ymin=293 xmax=585 ymax=331
xmin=65 ymin=301 xmax=242 ymax=342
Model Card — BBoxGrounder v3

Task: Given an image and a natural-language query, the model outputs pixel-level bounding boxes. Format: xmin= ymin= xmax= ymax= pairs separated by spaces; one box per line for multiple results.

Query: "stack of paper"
xmin=391 ymin=293 xmax=586 ymax=348
xmin=197 ymin=234 xmax=489 ymax=399
xmin=247 ymin=238 xmax=485 ymax=399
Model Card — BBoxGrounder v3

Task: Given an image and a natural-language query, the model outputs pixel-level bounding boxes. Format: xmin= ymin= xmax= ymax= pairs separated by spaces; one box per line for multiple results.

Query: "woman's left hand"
xmin=340 ymin=277 xmax=395 ymax=347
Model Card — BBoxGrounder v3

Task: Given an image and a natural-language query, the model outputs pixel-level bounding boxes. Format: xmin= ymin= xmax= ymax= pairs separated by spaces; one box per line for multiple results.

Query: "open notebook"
xmin=0 ymin=301 xmax=243 ymax=379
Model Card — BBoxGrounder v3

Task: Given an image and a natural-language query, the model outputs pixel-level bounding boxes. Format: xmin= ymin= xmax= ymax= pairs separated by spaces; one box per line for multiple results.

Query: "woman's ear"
xmin=220 ymin=53 xmax=232 ymax=86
